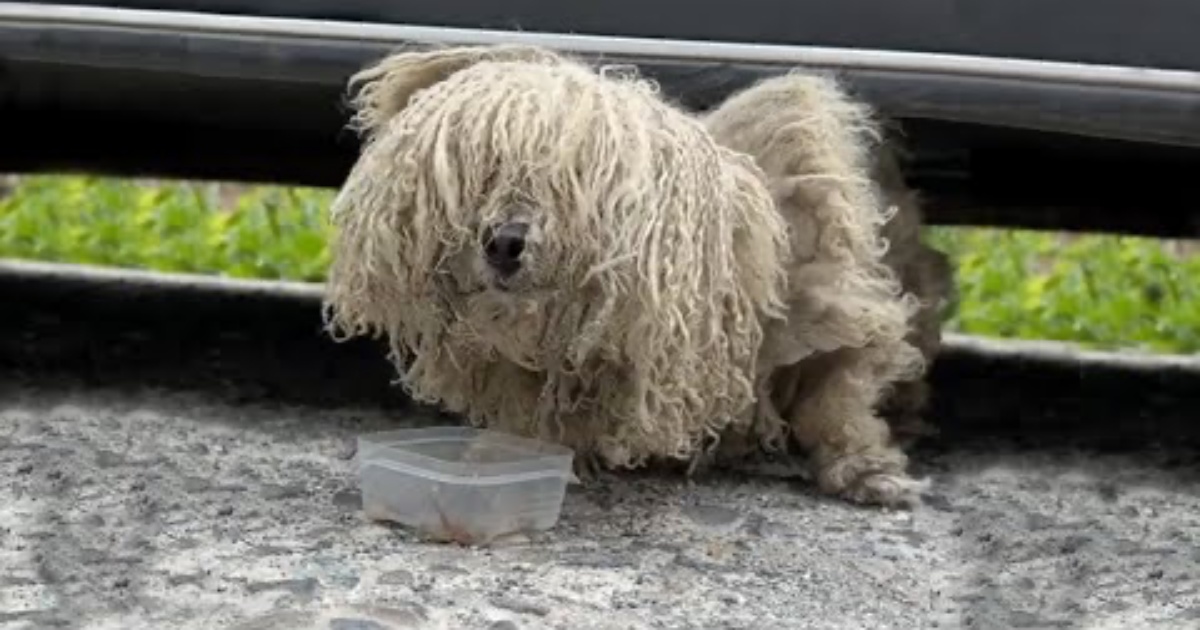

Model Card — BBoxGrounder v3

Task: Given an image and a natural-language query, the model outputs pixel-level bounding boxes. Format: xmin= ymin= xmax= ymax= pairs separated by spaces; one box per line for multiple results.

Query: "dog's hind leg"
xmin=705 ymin=71 xmax=931 ymax=508
xmin=773 ymin=348 xmax=928 ymax=508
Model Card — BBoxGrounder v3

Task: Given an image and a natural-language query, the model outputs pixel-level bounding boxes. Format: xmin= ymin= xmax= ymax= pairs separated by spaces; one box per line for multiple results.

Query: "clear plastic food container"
xmin=355 ymin=426 xmax=576 ymax=544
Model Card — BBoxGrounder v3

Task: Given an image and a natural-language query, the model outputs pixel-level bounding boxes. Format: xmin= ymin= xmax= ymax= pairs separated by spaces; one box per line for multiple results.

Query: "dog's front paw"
xmin=570 ymin=452 xmax=603 ymax=486
xmin=816 ymin=450 xmax=928 ymax=509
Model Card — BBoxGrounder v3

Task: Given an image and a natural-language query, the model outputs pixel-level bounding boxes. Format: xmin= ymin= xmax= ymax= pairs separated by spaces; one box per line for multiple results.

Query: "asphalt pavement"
xmin=2 ymin=384 xmax=1198 ymax=629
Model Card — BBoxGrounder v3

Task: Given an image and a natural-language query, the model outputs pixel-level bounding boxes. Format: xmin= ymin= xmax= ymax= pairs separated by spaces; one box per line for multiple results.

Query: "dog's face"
xmin=324 ymin=46 xmax=792 ymax=461
xmin=436 ymin=197 xmax=565 ymax=369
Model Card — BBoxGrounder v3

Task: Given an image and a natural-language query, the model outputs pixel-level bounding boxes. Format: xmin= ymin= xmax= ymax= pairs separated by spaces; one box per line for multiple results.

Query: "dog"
xmin=323 ymin=45 xmax=953 ymax=508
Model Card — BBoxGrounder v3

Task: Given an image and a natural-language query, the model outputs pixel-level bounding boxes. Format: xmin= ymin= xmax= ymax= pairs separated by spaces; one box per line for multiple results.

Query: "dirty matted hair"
xmin=322 ymin=45 xmax=793 ymax=467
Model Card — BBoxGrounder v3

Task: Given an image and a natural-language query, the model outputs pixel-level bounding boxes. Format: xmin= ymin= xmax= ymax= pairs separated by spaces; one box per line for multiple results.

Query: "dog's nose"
xmin=482 ymin=221 xmax=528 ymax=276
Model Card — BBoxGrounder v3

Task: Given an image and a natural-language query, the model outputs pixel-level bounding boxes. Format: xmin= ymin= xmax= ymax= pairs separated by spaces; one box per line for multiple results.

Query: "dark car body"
xmin=2 ymin=1 xmax=1198 ymax=235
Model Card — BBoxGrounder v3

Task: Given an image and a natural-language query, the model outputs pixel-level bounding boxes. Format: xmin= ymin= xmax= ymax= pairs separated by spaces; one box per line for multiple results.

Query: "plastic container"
xmin=355 ymin=426 xmax=575 ymax=544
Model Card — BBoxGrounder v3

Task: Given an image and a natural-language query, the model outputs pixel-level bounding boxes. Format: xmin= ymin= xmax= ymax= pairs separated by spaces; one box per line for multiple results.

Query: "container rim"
xmin=356 ymin=426 xmax=575 ymax=478
xmin=358 ymin=457 xmax=574 ymax=487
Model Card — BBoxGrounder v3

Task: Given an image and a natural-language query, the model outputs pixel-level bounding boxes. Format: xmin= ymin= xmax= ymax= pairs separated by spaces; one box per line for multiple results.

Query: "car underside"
xmin=2 ymin=1 xmax=1199 ymax=237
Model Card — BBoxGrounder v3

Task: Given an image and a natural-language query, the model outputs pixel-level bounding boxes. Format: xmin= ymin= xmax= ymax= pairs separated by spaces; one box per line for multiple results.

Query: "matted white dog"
xmin=323 ymin=45 xmax=953 ymax=508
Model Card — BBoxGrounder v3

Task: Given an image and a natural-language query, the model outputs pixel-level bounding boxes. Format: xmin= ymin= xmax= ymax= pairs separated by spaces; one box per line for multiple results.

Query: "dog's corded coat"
xmin=324 ymin=45 xmax=953 ymax=507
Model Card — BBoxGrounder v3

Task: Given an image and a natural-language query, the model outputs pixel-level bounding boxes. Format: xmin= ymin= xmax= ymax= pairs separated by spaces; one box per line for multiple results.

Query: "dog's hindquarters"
xmin=703 ymin=72 xmax=942 ymax=506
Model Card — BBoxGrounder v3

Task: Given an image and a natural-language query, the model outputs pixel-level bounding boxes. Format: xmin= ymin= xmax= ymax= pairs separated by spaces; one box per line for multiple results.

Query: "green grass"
xmin=0 ymin=175 xmax=334 ymax=282
xmin=2 ymin=175 xmax=1197 ymax=354
xmin=925 ymin=227 xmax=1199 ymax=354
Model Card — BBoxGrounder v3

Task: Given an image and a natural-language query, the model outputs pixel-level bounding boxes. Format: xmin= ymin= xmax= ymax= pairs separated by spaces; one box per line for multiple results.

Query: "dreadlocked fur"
xmin=325 ymin=45 xmax=790 ymax=469
xmin=703 ymin=73 xmax=952 ymax=503
xmin=323 ymin=45 xmax=952 ymax=508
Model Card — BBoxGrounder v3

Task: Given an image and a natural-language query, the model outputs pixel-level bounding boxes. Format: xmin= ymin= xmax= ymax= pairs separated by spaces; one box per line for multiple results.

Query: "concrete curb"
xmin=3 ymin=258 xmax=1198 ymax=446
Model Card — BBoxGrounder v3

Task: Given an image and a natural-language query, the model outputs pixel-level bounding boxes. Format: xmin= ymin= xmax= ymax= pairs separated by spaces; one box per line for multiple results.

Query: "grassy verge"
xmin=925 ymin=228 xmax=1198 ymax=354
xmin=2 ymin=175 xmax=1197 ymax=354
xmin=0 ymin=175 xmax=333 ymax=282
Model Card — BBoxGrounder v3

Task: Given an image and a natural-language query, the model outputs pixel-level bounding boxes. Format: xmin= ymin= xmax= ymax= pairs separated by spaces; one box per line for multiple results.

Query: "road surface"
xmin=2 ymin=384 xmax=1198 ymax=629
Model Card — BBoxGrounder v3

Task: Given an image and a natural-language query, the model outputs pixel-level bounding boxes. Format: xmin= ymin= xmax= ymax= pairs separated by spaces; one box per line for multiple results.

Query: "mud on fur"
xmin=322 ymin=44 xmax=954 ymax=508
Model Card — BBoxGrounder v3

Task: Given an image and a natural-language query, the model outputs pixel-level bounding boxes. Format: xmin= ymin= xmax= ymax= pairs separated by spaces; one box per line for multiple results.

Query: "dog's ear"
xmin=347 ymin=44 xmax=562 ymax=139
